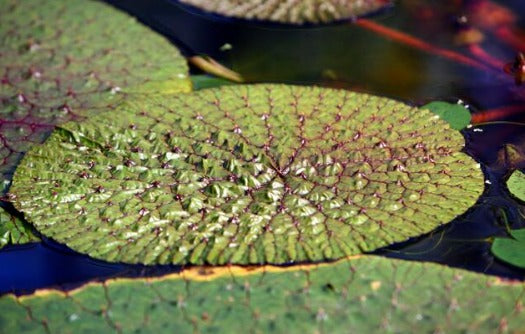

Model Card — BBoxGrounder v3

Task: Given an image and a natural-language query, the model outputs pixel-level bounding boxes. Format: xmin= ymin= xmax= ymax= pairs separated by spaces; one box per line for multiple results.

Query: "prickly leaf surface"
xmin=0 ymin=0 xmax=190 ymax=187
xmin=178 ymin=0 xmax=390 ymax=24
xmin=0 ymin=208 xmax=38 ymax=249
xmin=10 ymin=84 xmax=484 ymax=265
xmin=1 ymin=256 xmax=524 ymax=333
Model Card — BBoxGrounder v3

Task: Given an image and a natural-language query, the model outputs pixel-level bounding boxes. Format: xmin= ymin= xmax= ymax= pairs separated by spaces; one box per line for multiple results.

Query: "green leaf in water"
xmin=0 ymin=0 xmax=191 ymax=244
xmin=421 ymin=101 xmax=471 ymax=130
xmin=507 ymin=170 xmax=525 ymax=202
xmin=492 ymin=228 xmax=525 ymax=269
xmin=0 ymin=207 xmax=39 ymax=249
xmin=178 ymin=0 xmax=392 ymax=24
xmin=0 ymin=256 xmax=524 ymax=333
xmin=10 ymin=84 xmax=485 ymax=265
xmin=191 ymin=74 xmax=236 ymax=90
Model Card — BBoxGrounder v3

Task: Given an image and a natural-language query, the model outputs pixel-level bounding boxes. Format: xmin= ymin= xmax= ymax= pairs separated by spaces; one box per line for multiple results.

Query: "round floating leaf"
xmin=10 ymin=84 xmax=485 ymax=265
xmin=421 ymin=101 xmax=471 ymax=130
xmin=507 ymin=170 xmax=525 ymax=202
xmin=492 ymin=228 xmax=525 ymax=269
xmin=1 ymin=256 xmax=525 ymax=333
xmin=0 ymin=207 xmax=38 ymax=249
xmin=178 ymin=0 xmax=391 ymax=24
xmin=0 ymin=0 xmax=190 ymax=186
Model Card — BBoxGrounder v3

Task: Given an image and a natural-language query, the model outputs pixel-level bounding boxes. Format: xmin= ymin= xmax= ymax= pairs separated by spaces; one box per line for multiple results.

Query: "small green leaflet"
xmin=507 ymin=170 xmax=525 ymax=202
xmin=422 ymin=101 xmax=471 ymax=130
xmin=492 ymin=228 xmax=525 ymax=269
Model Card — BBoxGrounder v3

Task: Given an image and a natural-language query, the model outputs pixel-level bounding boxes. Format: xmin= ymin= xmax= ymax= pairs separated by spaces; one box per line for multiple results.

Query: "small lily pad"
xmin=421 ymin=101 xmax=471 ymax=130
xmin=492 ymin=228 xmax=525 ymax=269
xmin=0 ymin=256 xmax=524 ymax=332
xmin=178 ymin=0 xmax=391 ymax=24
xmin=10 ymin=84 xmax=485 ymax=265
xmin=507 ymin=170 xmax=525 ymax=202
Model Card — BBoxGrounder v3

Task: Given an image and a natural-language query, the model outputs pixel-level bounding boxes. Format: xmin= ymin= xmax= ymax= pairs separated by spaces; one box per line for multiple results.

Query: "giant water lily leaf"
xmin=492 ymin=228 xmax=525 ymax=269
xmin=0 ymin=207 xmax=38 ymax=249
xmin=0 ymin=0 xmax=190 ymax=245
xmin=0 ymin=0 xmax=190 ymax=186
xmin=178 ymin=0 xmax=391 ymax=24
xmin=1 ymin=256 xmax=524 ymax=332
xmin=507 ymin=170 xmax=525 ymax=202
xmin=10 ymin=84 xmax=485 ymax=265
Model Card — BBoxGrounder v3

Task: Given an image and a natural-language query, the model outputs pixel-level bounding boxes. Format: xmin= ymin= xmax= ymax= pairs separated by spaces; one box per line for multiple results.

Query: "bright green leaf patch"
xmin=507 ymin=170 xmax=525 ymax=202
xmin=191 ymin=74 xmax=236 ymax=90
xmin=10 ymin=84 xmax=484 ymax=265
xmin=178 ymin=0 xmax=391 ymax=24
xmin=0 ymin=207 xmax=38 ymax=249
xmin=1 ymin=256 xmax=524 ymax=333
xmin=492 ymin=228 xmax=525 ymax=269
xmin=421 ymin=101 xmax=471 ymax=130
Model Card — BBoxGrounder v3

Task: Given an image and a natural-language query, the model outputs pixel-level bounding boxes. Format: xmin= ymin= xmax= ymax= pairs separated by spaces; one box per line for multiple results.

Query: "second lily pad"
xmin=10 ymin=84 xmax=485 ymax=265
xmin=507 ymin=170 xmax=525 ymax=202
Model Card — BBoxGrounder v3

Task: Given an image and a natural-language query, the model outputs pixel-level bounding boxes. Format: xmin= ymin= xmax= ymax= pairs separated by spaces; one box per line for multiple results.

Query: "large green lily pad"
xmin=507 ymin=170 xmax=525 ymax=202
xmin=0 ymin=0 xmax=190 ymax=186
xmin=10 ymin=84 xmax=484 ymax=265
xmin=0 ymin=0 xmax=190 ymax=245
xmin=1 ymin=256 xmax=524 ymax=333
xmin=178 ymin=0 xmax=391 ymax=24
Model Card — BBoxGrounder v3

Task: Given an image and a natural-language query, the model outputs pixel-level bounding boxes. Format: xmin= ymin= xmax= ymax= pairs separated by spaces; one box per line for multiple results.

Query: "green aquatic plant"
xmin=10 ymin=84 xmax=484 ymax=265
xmin=421 ymin=101 xmax=471 ymax=131
xmin=1 ymin=255 xmax=524 ymax=333
xmin=0 ymin=208 xmax=38 ymax=249
xmin=492 ymin=227 xmax=525 ymax=269
xmin=178 ymin=0 xmax=391 ymax=24
xmin=0 ymin=0 xmax=190 ymax=245
xmin=507 ymin=170 xmax=525 ymax=202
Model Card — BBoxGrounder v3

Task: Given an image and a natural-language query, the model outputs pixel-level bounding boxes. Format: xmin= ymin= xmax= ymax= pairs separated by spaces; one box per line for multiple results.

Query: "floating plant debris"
xmin=10 ymin=84 xmax=484 ymax=265
xmin=177 ymin=0 xmax=391 ymax=24
xmin=0 ymin=0 xmax=190 ymax=245
xmin=1 ymin=255 xmax=524 ymax=332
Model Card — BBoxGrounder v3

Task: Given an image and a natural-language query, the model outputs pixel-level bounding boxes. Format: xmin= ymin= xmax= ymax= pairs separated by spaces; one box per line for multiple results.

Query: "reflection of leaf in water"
xmin=495 ymin=144 xmax=525 ymax=170
xmin=1 ymin=256 xmax=524 ymax=332
xmin=0 ymin=207 xmax=38 ymax=249
xmin=178 ymin=0 xmax=391 ymax=24
xmin=10 ymin=84 xmax=484 ymax=265
xmin=492 ymin=228 xmax=525 ymax=269
xmin=0 ymin=0 xmax=190 ymax=245
xmin=507 ymin=170 xmax=525 ymax=202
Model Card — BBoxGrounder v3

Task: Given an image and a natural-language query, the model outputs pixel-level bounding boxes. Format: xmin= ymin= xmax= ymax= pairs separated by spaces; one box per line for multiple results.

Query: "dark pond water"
xmin=1 ymin=0 xmax=525 ymax=295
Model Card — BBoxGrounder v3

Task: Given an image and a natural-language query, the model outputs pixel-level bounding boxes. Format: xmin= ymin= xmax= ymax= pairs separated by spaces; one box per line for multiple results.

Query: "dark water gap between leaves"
xmin=2 ymin=0 xmax=525 ymax=295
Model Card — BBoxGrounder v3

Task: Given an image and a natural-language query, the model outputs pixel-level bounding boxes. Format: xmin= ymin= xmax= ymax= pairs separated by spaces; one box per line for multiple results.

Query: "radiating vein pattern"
xmin=0 ymin=256 xmax=524 ymax=333
xmin=10 ymin=85 xmax=484 ymax=265
xmin=178 ymin=0 xmax=391 ymax=24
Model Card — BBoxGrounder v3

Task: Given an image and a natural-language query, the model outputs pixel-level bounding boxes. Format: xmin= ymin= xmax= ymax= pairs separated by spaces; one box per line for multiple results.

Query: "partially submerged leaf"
xmin=1 ymin=256 xmax=524 ymax=332
xmin=495 ymin=144 xmax=525 ymax=170
xmin=0 ymin=207 xmax=38 ymax=249
xmin=507 ymin=170 xmax=525 ymax=202
xmin=10 ymin=84 xmax=485 ymax=265
xmin=492 ymin=228 xmax=525 ymax=269
xmin=178 ymin=0 xmax=391 ymax=24
xmin=191 ymin=74 xmax=236 ymax=90
xmin=421 ymin=101 xmax=471 ymax=130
